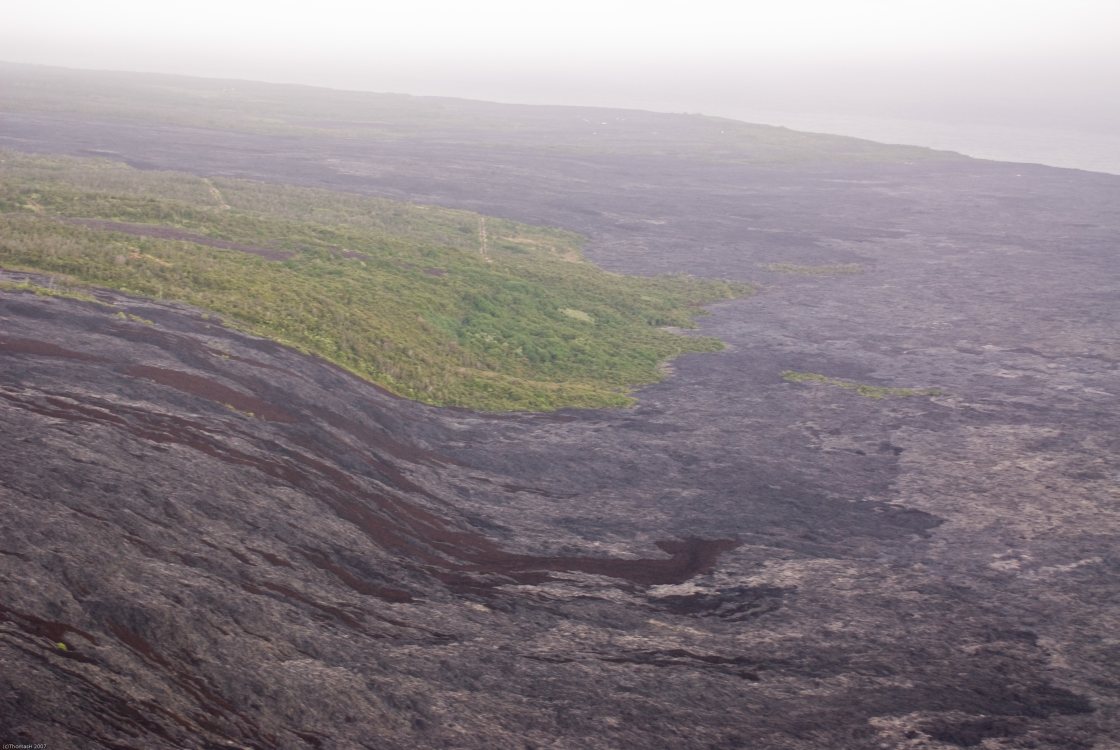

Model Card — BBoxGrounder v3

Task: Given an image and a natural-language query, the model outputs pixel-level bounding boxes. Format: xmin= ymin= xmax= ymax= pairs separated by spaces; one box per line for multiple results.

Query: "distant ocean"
xmin=726 ymin=109 xmax=1120 ymax=176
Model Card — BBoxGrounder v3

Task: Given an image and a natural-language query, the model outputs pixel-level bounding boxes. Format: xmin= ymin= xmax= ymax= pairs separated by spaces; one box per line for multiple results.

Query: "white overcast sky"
xmin=3 ymin=1 xmax=1119 ymax=142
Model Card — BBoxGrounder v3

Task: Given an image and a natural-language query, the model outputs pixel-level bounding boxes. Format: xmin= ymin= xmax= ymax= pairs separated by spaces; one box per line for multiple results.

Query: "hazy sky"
xmin=3 ymin=1 xmax=1119 ymax=168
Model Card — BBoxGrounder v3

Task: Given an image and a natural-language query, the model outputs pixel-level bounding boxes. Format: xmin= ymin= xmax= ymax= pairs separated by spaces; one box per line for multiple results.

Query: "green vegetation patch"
xmin=763 ymin=263 xmax=864 ymax=276
xmin=782 ymin=371 xmax=942 ymax=399
xmin=0 ymin=151 xmax=749 ymax=411
xmin=0 ymin=277 xmax=103 ymax=304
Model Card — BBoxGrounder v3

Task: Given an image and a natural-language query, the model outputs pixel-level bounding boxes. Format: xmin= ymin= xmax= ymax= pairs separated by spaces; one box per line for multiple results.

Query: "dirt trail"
xmin=202 ymin=177 xmax=230 ymax=210
xmin=478 ymin=217 xmax=491 ymax=263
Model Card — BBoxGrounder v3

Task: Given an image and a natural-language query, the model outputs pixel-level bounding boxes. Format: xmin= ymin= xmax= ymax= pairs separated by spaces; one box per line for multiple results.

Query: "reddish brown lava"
xmin=5 ymin=385 xmax=739 ymax=595
xmin=125 ymin=365 xmax=296 ymax=422
xmin=0 ymin=336 xmax=107 ymax=362
xmin=3 ymin=327 xmax=739 ymax=600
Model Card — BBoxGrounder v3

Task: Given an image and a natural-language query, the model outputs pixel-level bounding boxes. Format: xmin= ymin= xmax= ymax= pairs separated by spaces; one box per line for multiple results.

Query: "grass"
xmin=114 ymin=310 xmax=155 ymax=325
xmin=0 ymin=151 xmax=750 ymax=411
xmin=0 ymin=278 xmax=103 ymax=304
xmin=763 ymin=263 xmax=864 ymax=276
xmin=782 ymin=371 xmax=942 ymax=399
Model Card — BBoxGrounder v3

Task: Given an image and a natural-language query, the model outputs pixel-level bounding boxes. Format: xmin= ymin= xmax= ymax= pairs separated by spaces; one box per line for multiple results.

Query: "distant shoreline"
xmin=2 ymin=58 xmax=1116 ymax=176
xmin=721 ymin=108 xmax=1120 ymax=176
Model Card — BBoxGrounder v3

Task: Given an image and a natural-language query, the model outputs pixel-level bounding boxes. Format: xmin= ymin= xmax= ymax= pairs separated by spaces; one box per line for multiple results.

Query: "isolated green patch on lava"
xmin=782 ymin=370 xmax=942 ymax=399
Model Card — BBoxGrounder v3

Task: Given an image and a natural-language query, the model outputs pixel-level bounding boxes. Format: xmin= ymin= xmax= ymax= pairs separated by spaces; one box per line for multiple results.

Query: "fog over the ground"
xmin=3 ymin=0 xmax=1119 ymax=172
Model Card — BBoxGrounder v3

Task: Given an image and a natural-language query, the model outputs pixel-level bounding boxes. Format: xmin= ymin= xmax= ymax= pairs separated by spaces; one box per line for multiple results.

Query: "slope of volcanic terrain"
xmin=2 ymin=67 xmax=1119 ymax=749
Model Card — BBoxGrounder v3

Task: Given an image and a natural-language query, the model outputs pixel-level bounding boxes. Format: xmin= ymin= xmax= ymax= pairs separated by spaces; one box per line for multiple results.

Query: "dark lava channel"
xmin=2 ymin=103 xmax=1119 ymax=749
